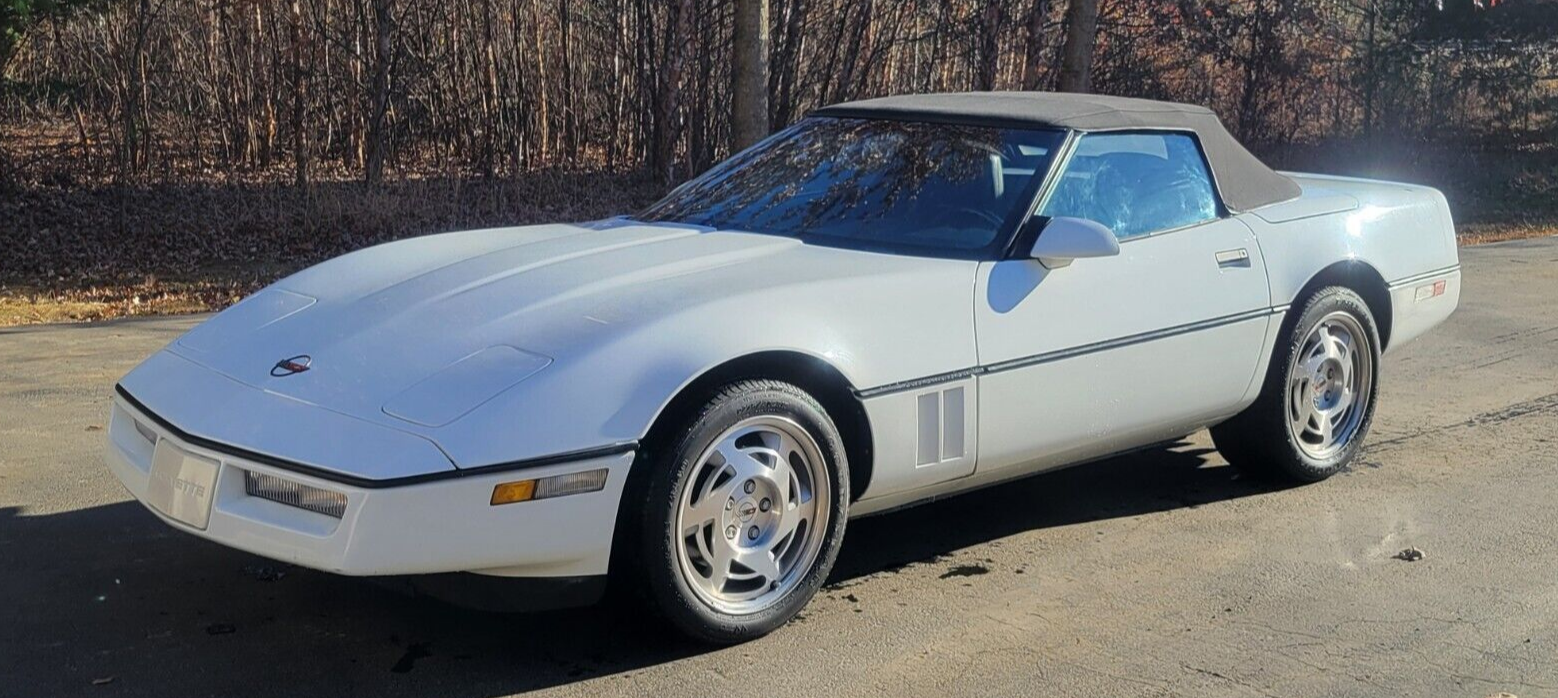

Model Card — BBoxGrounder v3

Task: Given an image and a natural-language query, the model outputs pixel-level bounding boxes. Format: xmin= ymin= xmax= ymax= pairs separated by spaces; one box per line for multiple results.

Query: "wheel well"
xmin=640 ymin=351 xmax=875 ymax=502
xmin=1294 ymin=261 xmax=1393 ymax=349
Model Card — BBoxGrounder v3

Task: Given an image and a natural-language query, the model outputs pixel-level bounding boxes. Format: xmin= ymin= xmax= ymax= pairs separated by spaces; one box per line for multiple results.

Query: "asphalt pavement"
xmin=3 ymin=237 xmax=1557 ymax=697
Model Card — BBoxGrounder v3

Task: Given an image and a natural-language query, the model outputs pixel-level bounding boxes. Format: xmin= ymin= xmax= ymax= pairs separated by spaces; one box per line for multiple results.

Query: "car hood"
xmin=167 ymin=220 xmax=847 ymax=428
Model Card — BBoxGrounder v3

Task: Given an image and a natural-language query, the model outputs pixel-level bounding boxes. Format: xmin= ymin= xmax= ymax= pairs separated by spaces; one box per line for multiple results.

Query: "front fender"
xmin=434 ymin=307 xmax=862 ymax=469
xmin=435 ymin=267 xmax=978 ymax=469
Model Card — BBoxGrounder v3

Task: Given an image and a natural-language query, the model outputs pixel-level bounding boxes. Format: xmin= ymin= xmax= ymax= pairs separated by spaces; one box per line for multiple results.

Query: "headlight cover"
xmin=381 ymin=345 xmax=552 ymax=427
xmin=244 ymin=470 xmax=348 ymax=519
xmin=176 ymin=288 xmax=316 ymax=354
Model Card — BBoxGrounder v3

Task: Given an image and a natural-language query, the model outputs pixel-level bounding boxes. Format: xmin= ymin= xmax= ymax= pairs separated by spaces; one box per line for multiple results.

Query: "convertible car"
xmin=106 ymin=93 xmax=1460 ymax=642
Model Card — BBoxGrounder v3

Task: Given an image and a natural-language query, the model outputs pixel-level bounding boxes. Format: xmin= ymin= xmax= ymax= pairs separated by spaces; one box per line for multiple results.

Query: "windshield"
xmin=635 ymin=117 xmax=1066 ymax=256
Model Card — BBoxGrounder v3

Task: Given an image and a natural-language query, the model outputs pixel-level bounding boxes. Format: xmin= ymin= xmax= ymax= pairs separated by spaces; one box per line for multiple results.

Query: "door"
xmin=974 ymin=131 xmax=1273 ymax=474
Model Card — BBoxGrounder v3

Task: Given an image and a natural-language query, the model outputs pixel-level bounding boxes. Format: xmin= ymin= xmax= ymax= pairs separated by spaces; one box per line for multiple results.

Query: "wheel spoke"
xmin=735 ymin=547 xmax=782 ymax=584
xmin=1315 ymin=409 xmax=1335 ymax=446
xmin=1332 ymin=384 xmax=1355 ymax=414
xmin=712 ymin=435 xmax=769 ymax=480
xmin=771 ymin=497 xmax=808 ymax=550
xmin=705 ymin=534 xmax=736 ymax=590
xmin=773 ymin=452 xmax=800 ymax=503
xmin=1289 ymin=378 xmax=1311 ymax=433
xmin=1302 ymin=344 xmax=1328 ymax=378
xmin=1332 ymin=324 xmax=1354 ymax=357
xmin=1322 ymin=324 xmax=1347 ymax=363
xmin=686 ymin=465 xmax=740 ymax=531
xmin=1333 ymin=327 xmax=1355 ymax=387
xmin=770 ymin=511 xmax=800 ymax=552
xmin=686 ymin=492 xmax=728 ymax=533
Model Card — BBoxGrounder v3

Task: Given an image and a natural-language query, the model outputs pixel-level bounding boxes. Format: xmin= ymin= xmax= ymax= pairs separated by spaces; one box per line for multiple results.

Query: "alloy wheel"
xmin=1286 ymin=311 xmax=1373 ymax=460
xmin=674 ymin=415 xmax=829 ymax=615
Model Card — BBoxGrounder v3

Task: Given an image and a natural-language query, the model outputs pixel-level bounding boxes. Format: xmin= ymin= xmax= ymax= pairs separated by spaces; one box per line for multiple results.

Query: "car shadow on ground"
xmin=0 ymin=440 xmax=1270 ymax=697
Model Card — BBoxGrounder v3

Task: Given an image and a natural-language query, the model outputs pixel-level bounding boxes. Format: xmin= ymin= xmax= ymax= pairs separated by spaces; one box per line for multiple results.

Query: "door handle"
xmin=1215 ymin=248 xmax=1251 ymax=268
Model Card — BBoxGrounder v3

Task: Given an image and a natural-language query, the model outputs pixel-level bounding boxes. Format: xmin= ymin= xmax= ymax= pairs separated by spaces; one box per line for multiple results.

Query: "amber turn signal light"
xmin=490 ymin=468 xmax=609 ymax=506
xmin=490 ymin=479 xmax=538 ymax=505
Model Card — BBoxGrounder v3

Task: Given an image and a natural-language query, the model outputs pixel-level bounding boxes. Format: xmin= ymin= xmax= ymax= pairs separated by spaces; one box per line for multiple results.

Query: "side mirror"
xmin=1028 ymin=216 xmax=1120 ymax=269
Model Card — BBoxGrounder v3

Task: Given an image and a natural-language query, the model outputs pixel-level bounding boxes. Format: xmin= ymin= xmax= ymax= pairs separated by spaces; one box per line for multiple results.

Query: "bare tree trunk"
xmin=290 ymin=0 xmax=310 ymax=188
xmin=832 ymin=0 xmax=871 ymax=102
xmin=731 ymin=0 xmax=770 ymax=150
xmin=0 ymin=135 xmax=12 ymax=190
xmin=1056 ymin=0 xmax=1099 ymax=94
xmin=477 ymin=0 xmax=499 ymax=176
xmin=120 ymin=0 xmax=155 ymax=178
xmin=770 ymin=0 xmax=805 ymax=128
xmin=257 ymin=4 xmax=275 ymax=170
xmin=508 ymin=1 xmax=529 ymax=171
xmin=364 ymin=0 xmax=392 ymax=184
xmin=973 ymin=1 xmax=1004 ymax=91
xmin=530 ymin=0 xmax=550 ymax=163
xmin=608 ymin=0 xmax=627 ymax=163
xmin=1363 ymin=0 xmax=1377 ymax=144
xmin=559 ymin=0 xmax=577 ymax=160
xmin=1237 ymin=0 xmax=1272 ymax=142
xmin=1021 ymin=0 xmax=1050 ymax=90
xmin=852 ymin=0 xmax=884 ymax=96
xmin=653 ymin=0 xmax=694 ymax=182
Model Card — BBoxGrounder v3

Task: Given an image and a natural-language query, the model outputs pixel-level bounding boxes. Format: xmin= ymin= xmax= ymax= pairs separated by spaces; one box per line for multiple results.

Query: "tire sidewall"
xmin=638 ymin=381 xmax=849 ymax=643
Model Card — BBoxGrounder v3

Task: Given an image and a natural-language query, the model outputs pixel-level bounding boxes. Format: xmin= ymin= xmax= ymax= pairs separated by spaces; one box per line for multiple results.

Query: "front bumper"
xmin=105 ymin=394 xmax=636 ymax=579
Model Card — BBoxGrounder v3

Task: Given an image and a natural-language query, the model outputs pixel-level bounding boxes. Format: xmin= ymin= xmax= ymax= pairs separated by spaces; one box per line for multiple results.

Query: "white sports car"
xmin=106 ymin=93 xmax=1461 ymax=642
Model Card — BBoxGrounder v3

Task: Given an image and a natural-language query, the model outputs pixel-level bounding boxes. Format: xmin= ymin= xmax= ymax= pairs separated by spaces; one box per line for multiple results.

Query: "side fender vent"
xmin=916 ymin=387 xmax=966 ymax=466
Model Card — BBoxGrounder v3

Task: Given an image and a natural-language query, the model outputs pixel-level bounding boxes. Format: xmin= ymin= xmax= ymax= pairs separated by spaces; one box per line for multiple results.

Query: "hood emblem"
xmin=271 ymin=355 xmax=312 ymax=377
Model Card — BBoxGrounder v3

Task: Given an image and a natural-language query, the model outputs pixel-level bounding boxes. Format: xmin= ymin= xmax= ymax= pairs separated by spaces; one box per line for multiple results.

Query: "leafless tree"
xmin=1057 ymin=0 xmax=1100 ymax=93
xmin=1022 ymin=0 xmax=1053 ymax=91
xmin=1 ymin=0 xmax=1547 ymax=188
xmin=364 ymin=0 xmax=393 ymax=185
xmin=732 ymin=0 xmax=771 ymax=150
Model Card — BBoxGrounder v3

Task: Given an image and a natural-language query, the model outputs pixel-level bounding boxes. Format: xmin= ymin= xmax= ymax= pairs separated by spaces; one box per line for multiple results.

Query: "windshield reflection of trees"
xmin=640 ymin=118 xmax=1046 ymax=250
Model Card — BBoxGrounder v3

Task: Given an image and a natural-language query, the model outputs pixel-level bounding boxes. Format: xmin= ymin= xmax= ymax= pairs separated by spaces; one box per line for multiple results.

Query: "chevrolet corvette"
xmin=106 ymin=92 xmax=1461 ymax=642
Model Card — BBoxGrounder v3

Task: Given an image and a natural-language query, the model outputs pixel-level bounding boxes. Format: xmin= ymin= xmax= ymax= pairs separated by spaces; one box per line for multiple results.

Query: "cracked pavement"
xmin=2 ymin=237 xmax=1556 ymax=697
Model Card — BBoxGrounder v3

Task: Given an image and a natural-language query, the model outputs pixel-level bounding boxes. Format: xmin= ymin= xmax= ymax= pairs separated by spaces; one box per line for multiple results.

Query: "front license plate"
xmin=146 ymin=440 xmax=220 ymax=530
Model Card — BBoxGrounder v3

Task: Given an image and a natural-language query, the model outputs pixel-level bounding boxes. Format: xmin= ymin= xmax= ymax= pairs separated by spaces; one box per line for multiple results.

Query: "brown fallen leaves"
xmin=2 ymin=169 xmax=666 ymax=327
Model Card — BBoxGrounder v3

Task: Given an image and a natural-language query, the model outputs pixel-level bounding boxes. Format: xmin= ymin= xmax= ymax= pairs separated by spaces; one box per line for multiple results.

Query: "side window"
xmin=1040 ymin=133 xmax=1221 ymax=240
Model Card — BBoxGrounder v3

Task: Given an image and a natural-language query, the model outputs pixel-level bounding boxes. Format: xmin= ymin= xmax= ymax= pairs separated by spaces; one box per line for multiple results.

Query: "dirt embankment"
xmin=1 ymin=170 xmax=665 ymax=326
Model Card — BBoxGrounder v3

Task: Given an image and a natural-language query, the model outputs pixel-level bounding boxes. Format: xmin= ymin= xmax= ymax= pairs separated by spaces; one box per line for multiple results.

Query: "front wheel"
xmin=1212 ymin=286 xmax=1381 ymax=482
xmin=633 ymin=380 xmax=848 ymax=643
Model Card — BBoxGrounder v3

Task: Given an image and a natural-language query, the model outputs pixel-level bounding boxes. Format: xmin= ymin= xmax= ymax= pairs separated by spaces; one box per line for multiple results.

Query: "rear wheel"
xmin=633 ymin=380 xmax=848 ymax=643
xmin=1212 ymin=287 xmax=1381 ymax=482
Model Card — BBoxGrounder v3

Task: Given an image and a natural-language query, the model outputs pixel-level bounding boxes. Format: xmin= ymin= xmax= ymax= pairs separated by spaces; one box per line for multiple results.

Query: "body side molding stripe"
xmin=1386 ymin=264 xmax=1461 ymax=290
xmin=980 ymin=307 xmax=1276 ymax=375
xmin=855 ymin=305 xmax=1286 ymax=399
xmin=856 ymin=368 xmax=981 ymax=398
xmin=114 ymin=385 xmax=637 ymax=489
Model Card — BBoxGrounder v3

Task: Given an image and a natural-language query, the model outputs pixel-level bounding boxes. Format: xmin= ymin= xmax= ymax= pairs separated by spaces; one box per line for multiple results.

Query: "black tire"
xmin=1211 ymin=286 xmax=1382 ymax=482
xmin=630 ymin=379 xmax=849 ymax=644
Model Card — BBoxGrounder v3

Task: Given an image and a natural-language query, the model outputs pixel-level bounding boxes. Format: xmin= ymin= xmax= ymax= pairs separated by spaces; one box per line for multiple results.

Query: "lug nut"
xmin=725 ymin=525 xmax=737 ymax=540
xmin=743 ymin=480 xmax=756 ymax=494
xmin=759 ymin=498 xmax=771 ymax=512
xmin=725 ymin=498 xmax=734 ymax=511
xmin=748 ymin=526 xmax=760 ymax=540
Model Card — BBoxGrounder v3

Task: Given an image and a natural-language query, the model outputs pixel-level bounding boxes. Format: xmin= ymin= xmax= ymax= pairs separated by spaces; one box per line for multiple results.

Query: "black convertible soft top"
xmin=814 ymin=92 xmax=1302 ymax=213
